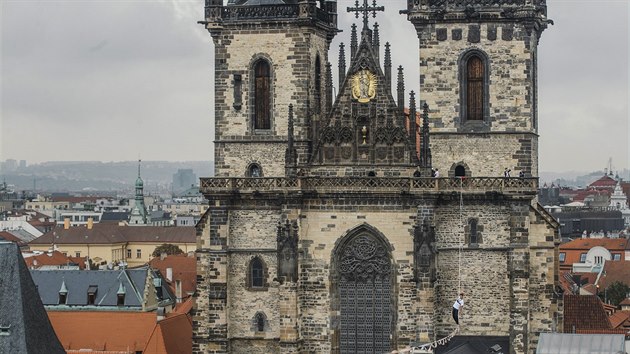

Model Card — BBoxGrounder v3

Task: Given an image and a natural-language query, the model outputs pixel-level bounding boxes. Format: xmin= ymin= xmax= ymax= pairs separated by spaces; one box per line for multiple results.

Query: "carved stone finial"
xmin=346 ymin=0 xmax=384 ymax=32
xmin=397 ymin=66 xmax=405 ymax=117
xmin=350 ymin=24 xmax=358 ymax=59
xmin=384 ymin=42 xmax=391 ymax=91
xmin=339 ymin=43 xmax=346 ymax=88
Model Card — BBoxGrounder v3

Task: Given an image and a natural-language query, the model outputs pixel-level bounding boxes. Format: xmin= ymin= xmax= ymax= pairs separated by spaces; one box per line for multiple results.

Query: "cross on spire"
xmin=347 ymin=0 xmax=384 ymax=31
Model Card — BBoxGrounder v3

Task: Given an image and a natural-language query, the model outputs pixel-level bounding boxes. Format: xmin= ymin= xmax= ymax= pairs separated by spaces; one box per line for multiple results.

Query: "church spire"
xmin=420 ymin=103 xmax=432 ymax=170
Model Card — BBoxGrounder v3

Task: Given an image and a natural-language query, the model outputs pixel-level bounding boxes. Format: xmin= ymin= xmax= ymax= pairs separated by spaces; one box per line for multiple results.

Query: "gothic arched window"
xmin=467 ymin=218 xmax=482 ymax=245
xmin=467 ymin=56 xmax=484 ymax=121
xmin=247 ymin=163 xmax=262 ymax=177
xmin=455 ymin=165 xmax=466 ymax=177
xmin=254 ymin=59 xmax=271 ymax=130
xmin=459 ymin=50 xmax=489 ymax=125
xmin=248 ymin=257 xmax=266 ymax=289
xmin=255 ymin=312 xmax=265 ymax=332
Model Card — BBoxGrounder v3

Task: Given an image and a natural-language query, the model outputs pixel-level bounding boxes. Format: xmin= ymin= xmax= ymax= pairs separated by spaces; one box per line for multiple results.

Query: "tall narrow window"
xmin=250 ymin=258 xmax=265 ymax=288
xmin=467 ymin=56 xmax=484 ymax=121
xmin=469 ymin=219 xmax=479 ymax=244
xmin=254 ymin=60 xmax=271 ymax=130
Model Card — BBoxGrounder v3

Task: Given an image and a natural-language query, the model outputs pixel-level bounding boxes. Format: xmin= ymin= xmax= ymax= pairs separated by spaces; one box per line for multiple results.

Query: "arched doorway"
xmin=332 ymin=225 xmax=395 ymax=353
xmin=455 ymin=165 xmax=466 ymax=177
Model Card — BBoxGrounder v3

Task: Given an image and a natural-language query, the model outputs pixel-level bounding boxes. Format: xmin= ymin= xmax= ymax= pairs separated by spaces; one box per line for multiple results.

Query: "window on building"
xmin=87 ymin=286 xmax=97 ymax=305
xmin=253 ymin=59 xmax=271 ymax=130
xmin=468 ymin=219 xmax=481 ymax=244
xmin=580 ymin=253 xmax=587 ymax=263
xmin=249 ymin=257 xmax=265 ymax=289
xmin=613 ymin=254 xmax=621 ymax=261
xmin=75 ymin=251 xmax=81 ymax=258
xmin=559 ymin=252 xmax=566 ymax=263
xmin=454 ymin=165 xmax=466 ymax=177
xmin=247 ymin=163 xmax=262 ymax=178
xmin=466 ymin=56 xmax=484 ymax=120
xmin=136 ymin=249 xmax=142 ymax=259
xmin=127 ymin=249 xmax=132 ymax=259
xmin=117 ymin=293 xmax=125 ymax=306
xmin=255 ymin=312 xmax=265 ymax=332
xmin=594 ymin=256 xmax=604 ymax=264
xmin=59 ymin=292 xmax=67 ymax=305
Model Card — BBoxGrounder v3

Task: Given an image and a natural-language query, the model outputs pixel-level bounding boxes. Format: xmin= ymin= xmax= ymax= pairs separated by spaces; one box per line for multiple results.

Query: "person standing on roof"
xmin=452 ymin=292 xmax=464 ymax=325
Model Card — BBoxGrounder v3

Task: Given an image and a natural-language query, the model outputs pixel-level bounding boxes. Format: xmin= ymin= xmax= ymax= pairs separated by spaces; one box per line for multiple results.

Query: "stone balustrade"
xmin=200 ymin=177 xmax=538 ymax=196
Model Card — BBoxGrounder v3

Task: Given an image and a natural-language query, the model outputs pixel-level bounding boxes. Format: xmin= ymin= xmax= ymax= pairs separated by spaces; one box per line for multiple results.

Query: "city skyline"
xmin=1 ymin=0 xmax=628 ymax=173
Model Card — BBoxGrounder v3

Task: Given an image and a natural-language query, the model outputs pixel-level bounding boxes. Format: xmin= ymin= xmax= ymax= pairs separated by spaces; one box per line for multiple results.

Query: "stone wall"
xmin=430 ymin=133 xmax=538 ymax=177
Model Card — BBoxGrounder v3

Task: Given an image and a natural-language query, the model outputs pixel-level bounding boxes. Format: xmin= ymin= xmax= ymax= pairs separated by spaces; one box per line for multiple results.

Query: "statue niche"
xmin=414 ymin=217 xmax=436 ymax=283
xmin=277 ymin=220 xmax=299 ymax=283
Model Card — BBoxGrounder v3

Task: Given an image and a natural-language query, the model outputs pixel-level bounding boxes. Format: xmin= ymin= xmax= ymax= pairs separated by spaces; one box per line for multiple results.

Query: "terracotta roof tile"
xmin=609 ymin=310 xmax=630 ymax=328
xmin=23 ymin=250 xmax=86 ymax=269
xmin=48 ymin=311 xmax=156 ymax=352
xmin=599 ymin=261 xmax=630 ymax=289
xmin=589 ymin=175 xmax=618 ymax=188
xmin=144 ymin=313 xmax=192 ymax=354
xmin=564 ymin=294 xmax=613 ymax=332
xmin=149 ymin=254 xmax=197 ymax=299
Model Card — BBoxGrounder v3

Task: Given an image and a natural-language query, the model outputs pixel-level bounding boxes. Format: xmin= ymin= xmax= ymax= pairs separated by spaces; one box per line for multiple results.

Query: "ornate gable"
xmin=310 ymin=25 xmax=418 ymax=172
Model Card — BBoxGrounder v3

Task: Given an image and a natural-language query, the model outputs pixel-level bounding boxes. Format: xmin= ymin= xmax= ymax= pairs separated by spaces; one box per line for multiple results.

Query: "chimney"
xmin=166 ymin=267 xmax=173 ymax=282
xmin=87 ymin=217 xmax=93 ymax=230
xmin=175 ymin=279 xmax=182 ymax=303
xmin=64 ymin=218 xmax=70 ymax=230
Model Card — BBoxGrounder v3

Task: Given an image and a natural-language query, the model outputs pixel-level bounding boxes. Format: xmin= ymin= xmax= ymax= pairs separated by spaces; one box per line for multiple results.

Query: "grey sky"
xmin=1 ymin=0 xmax=628 ymax=174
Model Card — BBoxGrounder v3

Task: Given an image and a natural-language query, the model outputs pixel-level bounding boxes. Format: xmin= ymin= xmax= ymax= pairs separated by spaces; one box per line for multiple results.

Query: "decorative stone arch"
xmin=245 ymin=162 xmax=263 ymax=177
xmin=464 ymin=218 xmax=483 ymax=245
xmin=249 ymin=54 xmax=275 ymax=133
xmin=448 ymin=161 xmax=471 ymax=177
xmin=246 ymin=256 xmax=269 ymax=291
xmin=458 ymin=48 xmax=491 ymax=130
xmin=329 ymin=223 xmax=397 ymax=353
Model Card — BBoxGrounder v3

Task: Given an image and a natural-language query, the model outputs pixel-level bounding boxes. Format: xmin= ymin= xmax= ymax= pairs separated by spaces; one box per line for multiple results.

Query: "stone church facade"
xmin=194 ymin=1 xmax=561 ymax=353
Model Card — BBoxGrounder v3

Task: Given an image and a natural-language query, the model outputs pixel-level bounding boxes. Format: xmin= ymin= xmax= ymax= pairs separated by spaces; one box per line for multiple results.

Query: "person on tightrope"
xmin=452 ymin=292 xmax=464 ymax=325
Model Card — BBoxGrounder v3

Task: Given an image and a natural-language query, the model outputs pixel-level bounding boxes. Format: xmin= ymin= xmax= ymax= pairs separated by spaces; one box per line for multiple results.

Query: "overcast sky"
xmin=1 ymin=0 xmax=628 ymax=174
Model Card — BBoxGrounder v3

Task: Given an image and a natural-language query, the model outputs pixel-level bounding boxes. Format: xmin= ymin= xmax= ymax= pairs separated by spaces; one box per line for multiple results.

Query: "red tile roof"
xmin=564 ymin=294 xmax=613 ymax=332
xmin=589 ymin=175 xmax=618 ymax=189
xmin=48 ymin=311 xmax=156 ymax=352
xmin=144 ymin=313 xmax=192 ymax=354
xmin=559 ymin=238 xmax=629 ymax=269
xmin=23 ymin=250 xmax=86 ymax=269
xmin=149 ymin=254 xmax=197 ymax=300
xmin=598 ymin=261 xmax=630 ymax=289
xmin=609 ymin=310 xmax=630 ymax=328
xmin=0 ymin=231 xmax=26 ymax=246
xmin=30 ymin=223 xmax=196 ymax=245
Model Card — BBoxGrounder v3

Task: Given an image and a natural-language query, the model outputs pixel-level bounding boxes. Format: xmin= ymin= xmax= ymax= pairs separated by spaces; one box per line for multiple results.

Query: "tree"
xmin=600 ymin=281 xmax=630 ymax=306
xmin=151 ymin=243 xmax=184 ymax=258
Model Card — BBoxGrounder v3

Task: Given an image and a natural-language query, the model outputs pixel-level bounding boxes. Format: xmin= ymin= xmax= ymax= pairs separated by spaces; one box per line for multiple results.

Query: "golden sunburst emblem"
xmin=351 ymin=69 xmax=377 ymax=103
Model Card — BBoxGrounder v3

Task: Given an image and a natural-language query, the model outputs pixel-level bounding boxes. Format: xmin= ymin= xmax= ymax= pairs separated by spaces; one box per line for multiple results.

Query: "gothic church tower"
xmin=405 ymin=0 xmax=551 ymax=178
xmin=203 ymin=0 xmax=338 ymax=178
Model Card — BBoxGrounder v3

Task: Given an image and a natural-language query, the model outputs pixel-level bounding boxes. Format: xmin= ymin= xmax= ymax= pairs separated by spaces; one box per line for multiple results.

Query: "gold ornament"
xmin=351 ymin=69 xmax=377 ymax=103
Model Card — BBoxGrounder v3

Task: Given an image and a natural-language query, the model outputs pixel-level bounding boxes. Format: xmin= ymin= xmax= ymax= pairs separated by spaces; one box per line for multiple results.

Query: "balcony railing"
xmin=200 ymin=177 xmax=538 ymax=195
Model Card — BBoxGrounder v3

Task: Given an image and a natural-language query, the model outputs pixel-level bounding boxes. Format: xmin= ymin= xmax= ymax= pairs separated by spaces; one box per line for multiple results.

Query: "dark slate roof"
xmin=30 ymin=268 xmax=149 ymax=308
xmin=101 ymin=211 xmax=130 ymax=221
xmin=0 ymin=242 xmax=65 ymax=354
xmin=30 ymin=223 xmax=195 ymax=245
xmin=435 ymin=336 xmax=509 ymax=354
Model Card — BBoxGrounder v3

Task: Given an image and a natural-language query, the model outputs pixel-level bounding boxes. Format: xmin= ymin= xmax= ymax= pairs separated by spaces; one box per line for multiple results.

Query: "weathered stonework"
xmin=195 ymin=1 xmax=559 ymax=354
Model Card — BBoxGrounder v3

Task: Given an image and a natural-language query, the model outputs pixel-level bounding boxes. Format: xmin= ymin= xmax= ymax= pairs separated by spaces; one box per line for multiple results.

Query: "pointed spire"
xmin=373 ymin=23 xmax=380 ymax=62
xmin=350 ymin=23 xmax=358 ymax=59
xmin=420 ymin=103 xmax=432 ymax=169
xmin=137 ymin=159 xmax=141 ymax=179
xmin=384 ymin=42 xmax=391 ymax=92
xmin=339 ymin=43 xmax=346 ymax=89
xmin=397 ymin=66 xmax=405 ymax=118
xmin=409 ymin=91 xmax=417 ymax=163
xmin=326 ymin=62 xmax=333 ymax=115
